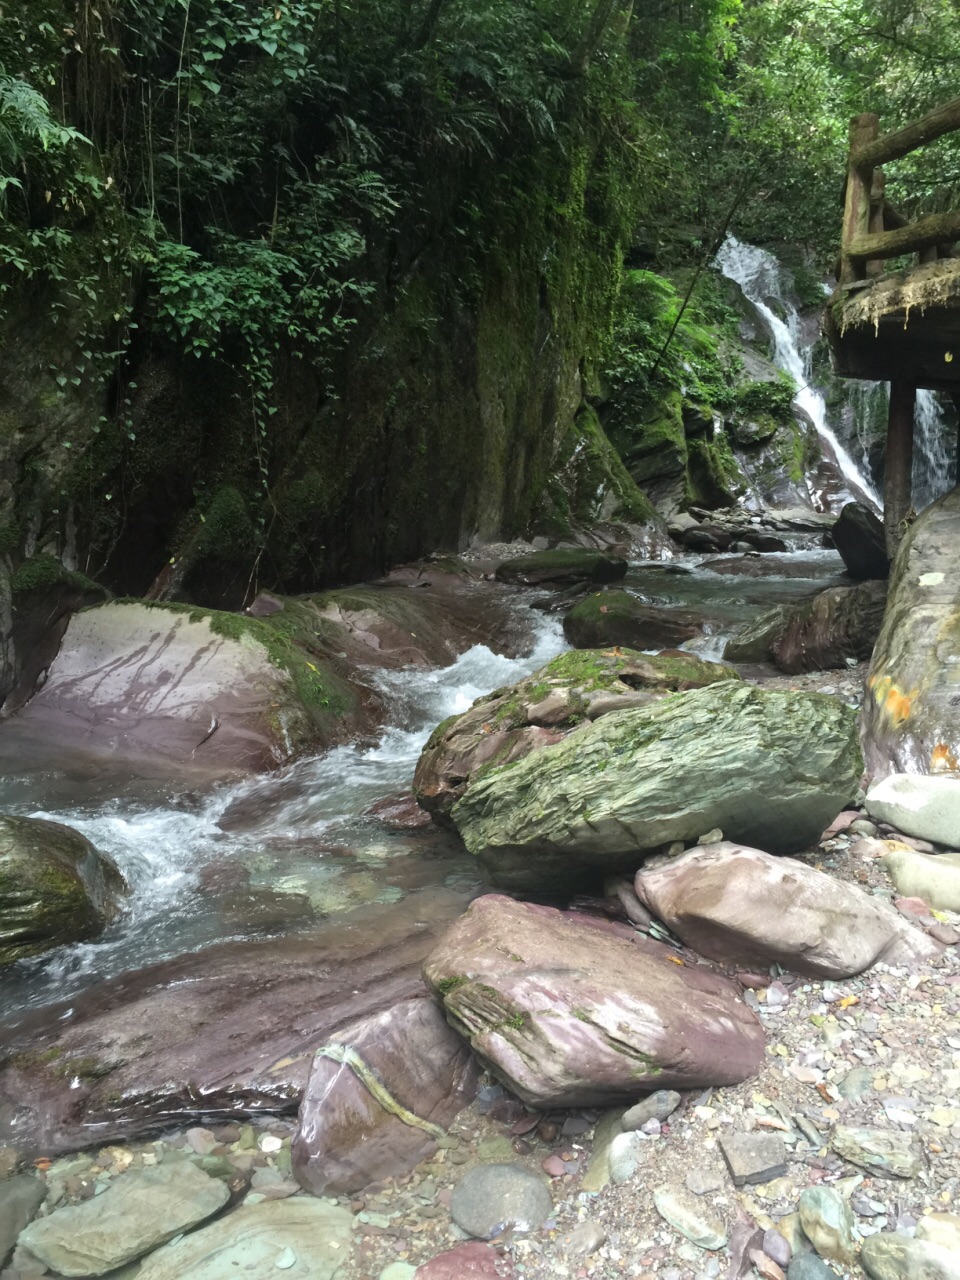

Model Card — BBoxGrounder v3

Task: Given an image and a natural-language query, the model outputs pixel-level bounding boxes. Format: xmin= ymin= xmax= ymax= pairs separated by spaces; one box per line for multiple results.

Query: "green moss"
xmin=502 ymin=1012 xmax=526 ymax=1031
xmin=437 ymin=975 xmax=469 ymax=994
xmin=11 ymin=554 xmax=101 ymax=596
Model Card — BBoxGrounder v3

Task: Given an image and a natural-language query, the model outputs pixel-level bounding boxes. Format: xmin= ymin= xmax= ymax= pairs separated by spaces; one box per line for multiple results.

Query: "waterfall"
xmin=715 ymin=236 xmax=881 ymax=510
xmin=913 ymin=389 xmax=954 ymax=511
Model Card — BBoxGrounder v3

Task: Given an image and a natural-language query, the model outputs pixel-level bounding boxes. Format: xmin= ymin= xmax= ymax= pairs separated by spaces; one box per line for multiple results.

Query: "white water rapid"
xmin=2 ymin=611 xmax=566 ymax=1016
xmin=715 ymin=236 xmax=881 ymax=510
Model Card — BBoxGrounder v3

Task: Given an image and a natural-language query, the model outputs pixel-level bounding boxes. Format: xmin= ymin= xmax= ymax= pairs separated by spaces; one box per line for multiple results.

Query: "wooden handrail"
xmin=852 ymin=95 xmax=960 ymax=170
xmin=847 ymin=209 xmax=960 ymax=262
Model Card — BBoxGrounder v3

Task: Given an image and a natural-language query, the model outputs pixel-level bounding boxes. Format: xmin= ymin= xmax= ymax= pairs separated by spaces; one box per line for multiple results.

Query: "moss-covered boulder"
xmin=861 ymin=488 xmax=960 ymax=779
xmin=563 ymin=590 xmax=702 ymax=650
xmin=0 ymin=816 xmax=126 ymax=965
xmin=722 ymin=607 xmax=790 ymax=665
xmin=414 ymin=648 xmax=739 ymax=820
xmin=450 ymin=683 xmax=863 ymax=892
xmin=495 ymin=550 xmax=627 ymax=587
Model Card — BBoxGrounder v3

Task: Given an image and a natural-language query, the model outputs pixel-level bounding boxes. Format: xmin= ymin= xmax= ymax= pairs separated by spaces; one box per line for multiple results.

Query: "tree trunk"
xmin=884 ymin=382 xmax=916 ymax=557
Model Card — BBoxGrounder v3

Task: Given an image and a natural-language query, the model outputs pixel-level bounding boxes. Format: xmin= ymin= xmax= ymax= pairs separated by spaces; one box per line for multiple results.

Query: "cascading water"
xmin=913 ymin=389 xmax=954 ymax=511
xmin=715 ymin=236 xmax=881 ymax=510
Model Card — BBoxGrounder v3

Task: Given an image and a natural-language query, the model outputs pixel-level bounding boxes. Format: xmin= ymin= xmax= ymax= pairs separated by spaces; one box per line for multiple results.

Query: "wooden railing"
xmin=840 ymin=97 xmax=960 ymax=285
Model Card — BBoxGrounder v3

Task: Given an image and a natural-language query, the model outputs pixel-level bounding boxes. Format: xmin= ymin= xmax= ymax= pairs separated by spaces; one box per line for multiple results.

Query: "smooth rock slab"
xmin=880 ymin=846 xmax=960 ymax=913
xmin=415 ymin=1242 xmax=517 ymax=1278
xmin=292 ymin=996 xmax=477 ymax=1195
xmin=797 ymin=1187 xmax=856 ymax=1265
xmin=831 ymin=1125 xmax=923 ymax=1178
xmin=653 ymin=1186 xmax=726 ymax=1249
xmin=423 ymin=895 xmax=765 ymax=1108
xmin=719 ymin=1132 xmax=788 ymax=1186
xmin=17 ymin=1162 xmax=228 ymax=1276
xmin=449 ymin=1164 xmax=552 ymax=1239
xmin=867 ymin=774 xmax=960 ymax=848
xmin=451 ymin=684 xmax=862 ymax=892
xmin=635 ymin=843 xmax=936 ymax=978
xmin=135 ymin=1198 xmax=354 ymax=1279
xmin=861 ymin=1232 xmax=960 ymax=1280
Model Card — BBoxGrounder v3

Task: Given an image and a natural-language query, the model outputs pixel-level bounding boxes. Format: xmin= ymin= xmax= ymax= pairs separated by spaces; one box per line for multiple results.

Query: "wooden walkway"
xmin=824 ymin=97 xmax=960 ymax=553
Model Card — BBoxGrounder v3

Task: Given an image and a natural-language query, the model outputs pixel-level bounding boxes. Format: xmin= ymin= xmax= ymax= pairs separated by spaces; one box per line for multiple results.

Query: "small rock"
xmin=380 ymin=1265 xmax=418 ymax=1280
xmin=685 ymin=1168 xmax=724 ymax=1196
xmin=831 ymin=1126 xmax=923 ymax=1178
xmin=449 ymin=1165 xmax=551 ymax=1239
xmin=184 ymin=1128 xmax=219 ymax=1156
xmin=580 ymin=1112 xmax=623 ymax=1193
xmin=562 ymin=1221 xmax=607 ymax=1257
xmin=861 ymin=1232 xmax=960 ymax=1280
xmin=0 ymin=1175 xmax=45 ymax=1265
xmin=916 ymin=1214 xmax=960 ymax=1252
xmin=798 ymin=1186 xmax=857 ymax=1265
xmin=750 ymin=1249 xmax=786 ymax=1280
xmin=837 ymin=1067 xmax=874 ymax=1102
xmin=698 ymin=828 xmax=724 ymax=844
xmin=653 ymin=1186 xmax=726 ymax=1250
xmin=786 ymin=1258 xmax=839 ymax=1280
xmin=850 ymin=819 xmax=879 ymax=837
xmin=928 ymin=923 xmax=960 ymax=946
xmin=541 ymin=1156 xmax=566 ymax=1178
xmin=414 ymin=1241 xmax=517 ymax=1278
xmin=763 ymin=1229 xmax=792 ymax=1268
xmin=608 ymin=1132 xmax=643 ymax=1185
xmin=720 ymin=1132 xmax=788 ymax=1186
xmin=622 ymin=1090 xmax=682 ymax=1130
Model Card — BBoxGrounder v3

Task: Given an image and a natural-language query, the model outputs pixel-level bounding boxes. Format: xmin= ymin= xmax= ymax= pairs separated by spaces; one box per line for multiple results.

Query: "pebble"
xmin=685 ymin=1168 xmax=724 ymax=1196
xmin=763 ymin=1229 xmax=792 ymax=1268
xmin=561 ymin=1221 xmax=607 ymax=1256
xmin=449 ymin=1164 xmax=552 ymax=1239
xmin=797 ymin=1186 xmax=857 ymax=1265
xmin=621 ymin=1091 xmax=682 ymax=1130
xmin=608 ymin=1132 xmax=643 ymax=1185
xmin=786 ymin=1258 xmax=840 ymax=1280
xmin=653 ymin=1186 xmax=727 ymax=1250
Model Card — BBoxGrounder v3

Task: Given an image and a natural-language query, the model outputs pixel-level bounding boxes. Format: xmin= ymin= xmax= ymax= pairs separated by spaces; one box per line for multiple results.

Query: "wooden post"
xmin=884 ymin=381 xmax=916 ymax=557
xmin=867 ymin=169 xmax=886 ymax=277
xmin=840 ymin=113 xmax=879 ymax=284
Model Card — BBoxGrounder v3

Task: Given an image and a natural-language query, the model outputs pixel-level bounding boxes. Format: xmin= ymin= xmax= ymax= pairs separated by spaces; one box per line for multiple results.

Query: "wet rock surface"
xmin=831 ymin=503 xmax=889 ymax=580
xmin=772 ymin=579 xmax=887 ymax=675
xmin=0 ymin=815 xmax=126 ymax=966
xmin=562 ymin=589 xmax=703 ymax=649
xmin=423 ymin=894 xmax=766 ymax=1107
xmin=494 ymin=550 xmax=628 ymax=587
xmin=450 ymin=684 xmax=862 ymax=892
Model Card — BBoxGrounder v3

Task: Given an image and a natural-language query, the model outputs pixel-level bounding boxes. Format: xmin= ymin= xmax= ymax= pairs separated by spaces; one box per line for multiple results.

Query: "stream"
xmin=1 ymin=552 xmax=850 ymax=1023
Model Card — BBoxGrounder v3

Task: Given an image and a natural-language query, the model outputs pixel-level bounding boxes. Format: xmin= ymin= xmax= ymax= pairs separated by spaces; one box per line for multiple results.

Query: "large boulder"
xmin=772 ymin=580 xmax=887 ymax=674
xmin=723 ymin=607 xmax=790 ymax=665
xmin=865 ymin=773 xmax=960 ymax=847
xmin=0 ymin=887 xmax=472 ymax=1154
xmin=880 ymin=846 xmax=960 ymax=913
xmin=414 ymin=648 xmax=738 ymax=820
xmin=292 ymin=997 xmax=478 ymax=1196
xmin=422 ymin=895 xmax=766 ymax=1108
xmin=450 ymin=684 xmax=863 ymax=892
xmin=0 ymin=815 xmax=126 ymax=966
xmin=635 ymin=842 xmax=938 ymax=978
xmin=563 ymin=590 xmax=702 ymax=650
xmin=495 ymin=550 xmax=627 ymax=586
xmin=861 ymin=488 xmax=960 ymax=778
xmin=832 ymin=502 xmax=889 ymax=580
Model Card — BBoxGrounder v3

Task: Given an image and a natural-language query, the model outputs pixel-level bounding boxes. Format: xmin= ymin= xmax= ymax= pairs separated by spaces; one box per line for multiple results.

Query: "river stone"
xmin=861 ymin=1232 xmax=960 ymax=1280
xmin=0 ymin=887 xmax=472 ymax=1154
xmin=634 ymin=842 xmax=936 ymax=977
xmin=423 ymin=895 xmax=765 ymax=1108
xmin=831 ymin=1125 xmax=923 ymax=1178
xmin=0 ymin=1174 xmax=45 ymax=1266
xmin=832 ymin=503 xmax=889 ymax=580
xmin=719 ymin=1132 xmax=788 ymax=1186
xmin=292 ymin=996 xmax=478 ymax=1195
xmin=653 ymin=1186 xmax=727 ymax=1249
xmin=622 ymin=1089 xmax=682 ymax=1130
xmin=17 ymin=1161 xmax=229 ymax=1276
xmin=722 ymin=607 xmax=790 ymax=664
xmin=563 ymin=590 xmax=702 ymax=650
xmin=861 ymin=489 xmax=960 ymax=778
xmin=917 ymin=1215 xmax=960 ymax=1252
xmin=449 ymin=1164 xmax=552 ymax=1238
xmin=450 ymin=684 xmax=862 ymax=892
xmin=413 ymin=648 xmax=737 ymax=820
xmin=867 ymin=775 xmax=960 ymax=848
xmin=495 ymin=550 xmax=626 ymax=586
xmin=0 ymin=815 xmax=126 ymax=966
xmin=608 ymin=1130 xmax=644 ymax=1184
xmin=772 ymin=580 xmax=887 ymax=675
xmin=414 ymin=1242 xmax=518 ymax=1278
xmin=134 ymin=1198 xmax=354 ymax=1279
xmin=797 ymin=1186 xmax=857 ymax=1265
xmin=581 ymin=1111 xmax=624 ymax=1192
xmin=786 ymin=1259 xmax=840 ymax=1280
xmin=880 ymin=847 xmax=960 ymax=913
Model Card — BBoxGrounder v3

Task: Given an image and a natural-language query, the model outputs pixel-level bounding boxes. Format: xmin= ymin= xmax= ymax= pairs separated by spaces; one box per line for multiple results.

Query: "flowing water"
xmin=914 ymin=389 xmax=955 ymax=511
xmin=715 ymin=236 xmax=881 ymax=510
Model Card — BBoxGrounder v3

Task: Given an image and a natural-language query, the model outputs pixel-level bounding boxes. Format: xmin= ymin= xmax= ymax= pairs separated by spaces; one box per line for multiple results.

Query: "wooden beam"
xmin=884 ymin=381 xmax=916 ymax=557
xmin=847 ymin=209 xmax=960 ymax=262
xmin=840 ymin=114 xmax=879 ymax=284
xmin=867 ymin=170 xmax=886 ymax=278
xmin=852 ymin=96 xmax=960 ymax=170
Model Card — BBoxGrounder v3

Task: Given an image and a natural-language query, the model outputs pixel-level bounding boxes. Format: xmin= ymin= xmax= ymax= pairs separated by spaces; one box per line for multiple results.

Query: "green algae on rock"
xmin=450 ymin=683 xmax=863 ymax=892
xmin=0 ymin=815 xmax=126 ymax=966
xmin=563 ymin=589 xmax=703 ymax=650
